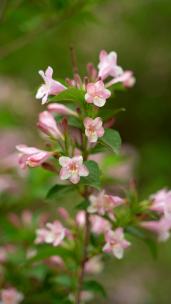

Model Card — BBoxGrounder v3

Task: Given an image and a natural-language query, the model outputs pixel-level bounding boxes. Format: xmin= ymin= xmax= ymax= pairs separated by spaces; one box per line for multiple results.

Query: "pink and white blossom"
xmin=85 ymin=80 xmax=111 ymax=107
xmin=76 ymin=211 xmax=86 ymax=227
xmin=16 ymin=145 xmax=52 ymax=169
xmin=88 ymin=190 xmax=124 ymax=220
xmin=48 ymin=103 xmax=78 ymax=117
xmin=1 ymin=288 xmax=23 ymax=304
xmin=98 ymin=50 xmax=123 ymax=80
xmin=107 ymin=71 xmax=135 ymax=88
xmin=150 ymin=188 xmax=171 ymax=218
xmin=103 ymin=228 xmax=130 ymax=259
xmin=36 ymin=66 xmax=66 ymax=104
xmin=90 ymin=215 xmax=111 ymax=235
xmin=85 ymin=255 xmax=103 ymax=274
xmin=59 ymin=156 xmax=89 ymax=184
xmin=35 ymin=221 xmax=66 ymax=246
xmin=141 ymin=217 xmax=171 ymax=242
xmin=84 ymin=117 xmax=104 ymax=143
xmin=37 ymin=111 xmax=64 ymax=140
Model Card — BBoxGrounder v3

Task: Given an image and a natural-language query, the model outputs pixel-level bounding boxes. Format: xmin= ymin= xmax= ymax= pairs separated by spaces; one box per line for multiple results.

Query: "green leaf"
xmin=46 ymin=184 xmax=75 ymax=199
xmin=28 ymin=245 xmax=72 ymax=263
xmin=100 ymin=128 xmax=121 ymax=154
xmin=84 ymin=280 xmax=106 ymax=298
xmin=52 ymin=275 xmax=73 ymax=288
xmin=75 ymin=200 xmax=89 ymax=210
xmin=49 ymin=87 xmax=85 ymax=104
xmin=80 ymin=160 xmax=101 ymax=189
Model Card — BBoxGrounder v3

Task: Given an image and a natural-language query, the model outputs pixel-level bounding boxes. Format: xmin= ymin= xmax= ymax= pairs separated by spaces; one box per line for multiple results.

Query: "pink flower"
xmin=85 ymin=80 xmax=111 ymax=107
xmin=84 ymin=117 xmax=104 ymax=143
xmin=141 ymin=217 xmax=171 ymax=242
xmin=57 ymin=207 xmax=69 ymax=221
xmin=0 ymin=247 xmax=7 ymax=263
xmin=37 ymin=111 xmax=64 ymax=140
xmin=59 ymin=156 xmax=89 ymax=184
xmin=90 ymin=215 xmax=111 ymax=235
xmin=150 ymin=189 xmax=171 ymax=218
xmin=35 ymin=221 xmax=66 ymax=246
xmin=76 ymin=211 xmax=86 ymax=227
xmin=85 ymin=256 xmax=103 ymax=274
xmin=88 ymin=190 xmax=124 ymax=220
xmin=48 ymin=103 xmax=78 ymax=117
xmin=103 ymin=228 xmax=130 ymax=259
xmin=98 ymin=50 xmax=123 ymax=80
xmin=16 ymin=145 xmax=52 ymax=169
xmin=107 ymin=71 xmax=135 ymax=88
xmin=36 ymin=66 xmax=66 ymax=104
xmin=1 ymin=288 xmax=23 ymax=304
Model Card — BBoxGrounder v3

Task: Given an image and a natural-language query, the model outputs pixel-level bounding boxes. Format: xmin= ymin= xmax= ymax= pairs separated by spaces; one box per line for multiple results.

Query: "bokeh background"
xmin=0 ymin=0 xmax=171 ymax=303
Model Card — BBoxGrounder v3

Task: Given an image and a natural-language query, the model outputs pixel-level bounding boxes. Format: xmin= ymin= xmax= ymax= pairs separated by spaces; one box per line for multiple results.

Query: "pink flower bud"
xmin=36 ymin=66 xmax=66 ymax=104
xmin=37 ymin=111 xmax=64 ymax=140
xmin=48 ymin=103 xmax=78 ymax=117
xmin=1 ymin=288 xmax=24 ymax=304
xmin=16 ymin=145 xmax=52 ymax=169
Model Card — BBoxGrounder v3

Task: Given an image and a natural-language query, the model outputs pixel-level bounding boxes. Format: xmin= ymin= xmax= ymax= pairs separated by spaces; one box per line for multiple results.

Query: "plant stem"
xmin=75 ymin=210 xmax=90 ymax=304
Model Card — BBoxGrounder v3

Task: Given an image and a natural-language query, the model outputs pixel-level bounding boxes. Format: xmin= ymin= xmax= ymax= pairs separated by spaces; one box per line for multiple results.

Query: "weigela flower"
xmin=48 ymin=103 xmax=78 ymax=117
xmin=141 ymin=217 xmax=171 ymax=242
xmin=88 ymin=190 xmax=124 ymax=220
xmin=90 ymin=215 xmax=111 ymax=235
xmin=35 ymin=221 xmax=66 ymax=246
xmin=16 ymin=145 xmax=52 ymax=169
xmin=1 ymin=288 xmax=24 ymax=304
xmin=85 ymin=255 xmax=103 ymax=274
xmin=59 ymin=156 xmax=89 ymax=184
xmin=150 ymin=189 xmax=171 ymax=218
xmin=36 ymin=66 xmax=66 ymax=104
xmin=103 ymin=228 xmax=130 ymax=259
xmin=85 ymin=80 xmax=111 ymax=107
xmin=84 ymin=117 xmax=104 ymax=143
xmin=37 ymin=111 xmax=64 ymax=140
xmin=98 ymin=50 xmax=123 ymax=80
xmin=76 ymin=211 xmax=86 ymax=227
xmin=107 ymin=71 xmax=135 ymax=88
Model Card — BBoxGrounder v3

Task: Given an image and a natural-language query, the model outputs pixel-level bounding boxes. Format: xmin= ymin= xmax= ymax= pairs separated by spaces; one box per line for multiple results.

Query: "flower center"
xmin=69 ymin=162 xmax=78 ymax=173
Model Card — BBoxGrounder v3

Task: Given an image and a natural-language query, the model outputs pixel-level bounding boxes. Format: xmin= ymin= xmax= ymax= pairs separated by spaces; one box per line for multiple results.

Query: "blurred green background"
xmin=0 ymin=0 xmax=171 ymax=303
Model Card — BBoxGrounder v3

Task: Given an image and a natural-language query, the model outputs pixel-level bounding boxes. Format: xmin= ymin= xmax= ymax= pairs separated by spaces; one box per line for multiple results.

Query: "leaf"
xmin=46 ymin=184 xmax=75 ymax=199
xmin=75 ymin=200 xmax=89 ymax=210
xmin=84 ymin=280 xmax=106 ymax=298
xmin=28 ymin=245 xmax=72 ymax=263
xmin=49 ymin=87 xmax=85 ymax=104
xmin=52 ymin=275 xmax=73 ymax=288
xmin=80 ymin=160 xmax=101 ymax=189
xmin=100 ymin=128 xmax=121 ymax=154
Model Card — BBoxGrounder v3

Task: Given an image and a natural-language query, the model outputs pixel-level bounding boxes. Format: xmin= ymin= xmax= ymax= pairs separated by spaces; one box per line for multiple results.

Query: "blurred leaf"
xmin=75 ymin=199 xmax=89 ymax=210
xmin=50 ymin=87 xmax=85 ymax=104
xmin=84 ymin=280 xmax=106 ymax=298
xmin=29 ymin=245 xmax=73 ymax=263
xmin=46 ymin=184 xmax=75 ymax=199
xmin=52 ymin=274 xmax=73 ymax=288
xmin=80 ymin=160 xmax=101 ymax=189
xmin=100 ymin=128 xmax=121 ymax=154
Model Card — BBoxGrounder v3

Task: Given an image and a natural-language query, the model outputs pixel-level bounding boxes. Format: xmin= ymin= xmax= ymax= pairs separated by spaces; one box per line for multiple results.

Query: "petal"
xmin=16 ymin=145 xmax=42 ymax=155
xmin=72 ymin=156 xmax=83 ymax=165
xmin=103 ymin=243 xmax=111 ymax=253
xmin=86 ymin=83 xmax=96 ymax=95
xmin=84 ymin=117 xmax=93 ymax=128
xmin=45 ymin=66 xmax=53 ymax=79
xmin=60 ymin=167 xmax=71 ymax=180
xmin=97 ymin=127 xmax=104 ymax=137
xmin=79 ymin=165 xmax=89 ymax=177
xmin=113 ymin=246 xmax=124 ymax=259
xmin=85 ymin=93 xmax=93 ymax=103
xmin=88 ymin=133 xmax=98 ymax=143
xmin=36 ymin=85 xmax=47 ymax=99
xmin=93 ymin=117 xmax=103 ymax=129
xmin=59 ymin=156 xmax=71 ymax=167
xmin=70 ymin=173 xmax=80 ymax=184
xmin=99 ymin=50 xmax=107 ymax=61
xmin=93 ymin=97 xmax=106 ymax=107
